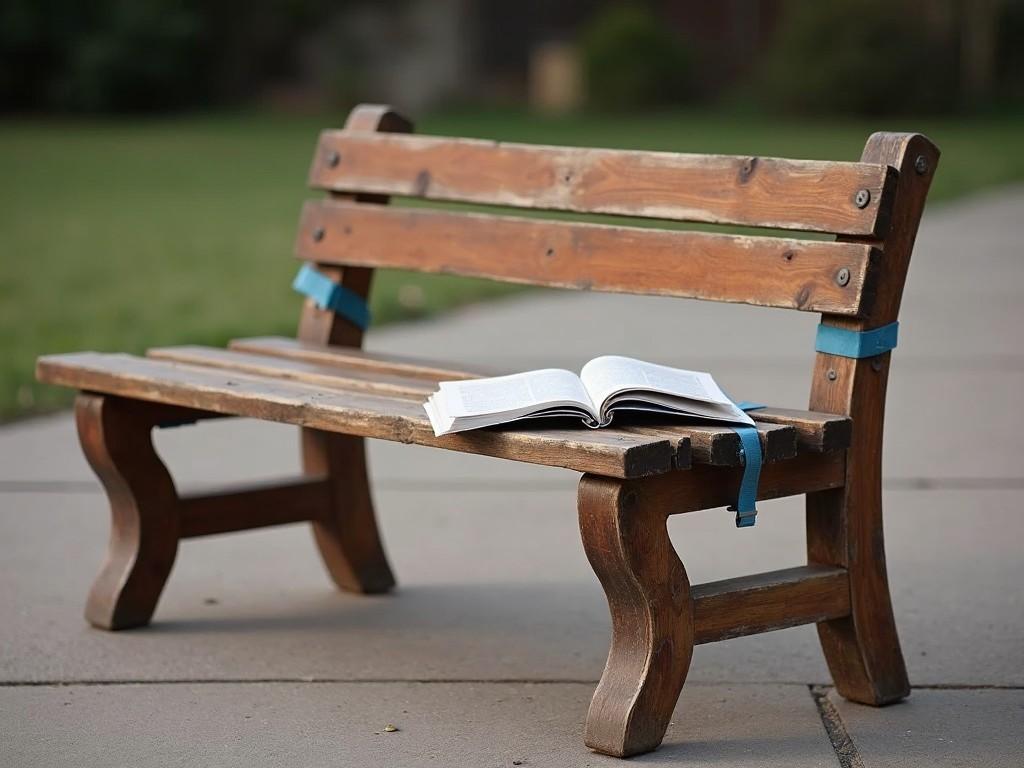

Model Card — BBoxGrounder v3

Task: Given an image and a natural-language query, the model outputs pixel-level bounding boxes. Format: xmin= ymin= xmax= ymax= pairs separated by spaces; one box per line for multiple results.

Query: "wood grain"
xmin=38 ymin=352 xmax=677 ymax=479
xmin=303 ymin=425 xmax=395 ymax=593
xmin=179 ymin=476 xmax=330 ymax=538
xmin=624 ymin=449 xmax=847 ymax=516
xmin=225 ymin=336 xmax=852 ymax=453
xmin=578 ymin=474 xmax=694 ymax=757
xmin=692 ymin=566 xmax=850 ymax=644
xmin=296 ymin=199 xmax=877 ymax=315
xmin=808 ymin=132 xmax=940 ymax=706
xmin=147 ymin=344 xmax=813 ymax=470
xmin=309 ymin=130 xmax=897 ymax=235
xmin=297 ymin=104 xmax=411 ymax=594
xmin=297 ymin=105 xmax=412 ymax=347
xmin=749 ymin=407 xmax=852 ymax=452
xmin=150 ymin=345 xmax=435 ymax=400
xmin=230 ymin=336 xmax=482 ymax=381
xmin=75 ymin=394 xmax=180 ymax=630
xmin=621 ymin=421 xmax=796 ymax=466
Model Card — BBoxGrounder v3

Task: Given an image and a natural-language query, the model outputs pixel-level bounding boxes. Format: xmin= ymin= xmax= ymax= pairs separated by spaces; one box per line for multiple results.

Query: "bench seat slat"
xmin=619 ymin=422 xmax=796 ymax=466
xmin=148 ymin=343 xmax=846 ymax=467
xmin=228 ymin=337 xmax=852 ymax=454
xmin=296 ymin=200 xmax=877 ymax=316
xmin=744 ymin=406 xmax=852 ymax=454
xmin=36 ymin=352 xmax=679 ymax=479
xmin=231 ymin=335 xmax=478 ymax=381
xmin=150 ymin=344 xmax=437 ymax=400
xmin=310 ymin=131 xmax=896 ymax=236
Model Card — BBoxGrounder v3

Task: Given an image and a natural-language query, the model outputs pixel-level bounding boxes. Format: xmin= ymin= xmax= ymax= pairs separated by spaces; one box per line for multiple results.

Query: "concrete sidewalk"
xmin=2 ymin=187 xmax=1023 ymax=766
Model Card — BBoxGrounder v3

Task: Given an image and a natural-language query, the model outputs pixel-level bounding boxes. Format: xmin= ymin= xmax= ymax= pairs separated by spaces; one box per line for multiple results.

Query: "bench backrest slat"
xmin=296 ymin=199 xmax=877 ymax=316
xmin=309 ymin=131 xmax=897 ymax=236
xmin=295 ymin=105 xmax=925 ymax=326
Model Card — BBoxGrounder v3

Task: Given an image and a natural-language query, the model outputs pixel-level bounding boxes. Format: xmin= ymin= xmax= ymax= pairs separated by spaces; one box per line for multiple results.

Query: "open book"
xmin=424 ymin=355 xmax=754 ymax=437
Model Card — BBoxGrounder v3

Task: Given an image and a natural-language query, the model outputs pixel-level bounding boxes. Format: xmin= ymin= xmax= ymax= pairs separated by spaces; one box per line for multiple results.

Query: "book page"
xmin=436 ymin=369 xmax=595 ymax=418
xmin=579 ymin=355 xmax=751 ymax=425
xmin=580 ymin=356 xmax=726 ymax=407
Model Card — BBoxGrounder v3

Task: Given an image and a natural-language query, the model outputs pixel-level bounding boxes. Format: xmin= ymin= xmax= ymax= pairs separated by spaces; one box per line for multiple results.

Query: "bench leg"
xmin=302 ymin=429 xmax=395 ymax=593
xmin=578 ymin=475 xmax=694 ymax=757
xmin=808 ymin=483 xmax=910 ymax=705
xmin=76 ymin=394 xmax=180 ymax=630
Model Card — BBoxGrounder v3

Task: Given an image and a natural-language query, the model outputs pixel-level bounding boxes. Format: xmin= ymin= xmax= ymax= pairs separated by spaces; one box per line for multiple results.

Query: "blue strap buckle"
xmin=815 ymin=321 xmax=898 ymax=359
xmin=293 ymin=264 xmax=371 ymax=330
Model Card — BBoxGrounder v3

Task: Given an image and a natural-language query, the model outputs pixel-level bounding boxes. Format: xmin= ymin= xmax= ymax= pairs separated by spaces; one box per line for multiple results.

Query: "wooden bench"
xmin=36 ymin=105 xmax=939 ymax=758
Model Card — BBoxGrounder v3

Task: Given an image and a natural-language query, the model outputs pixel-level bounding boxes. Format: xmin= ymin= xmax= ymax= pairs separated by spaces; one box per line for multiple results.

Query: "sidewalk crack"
xmin=811 ymin=685 xmax=865 ymax=768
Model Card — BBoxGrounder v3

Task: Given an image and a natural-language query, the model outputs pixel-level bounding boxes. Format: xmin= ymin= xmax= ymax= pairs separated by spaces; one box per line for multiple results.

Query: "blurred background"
xmin=3 ymin=0 xmax=1023 ymax=420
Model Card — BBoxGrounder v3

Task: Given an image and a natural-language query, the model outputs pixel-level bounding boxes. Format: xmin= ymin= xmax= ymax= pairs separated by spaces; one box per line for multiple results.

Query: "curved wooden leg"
xmin=808 ymin=349 xmax=909 ymax=706
xmin=578 ymin=475 xmax=694 ymax=757
xmin=302 ymin=429 xmax=395 ymax=593
xmin=808 ymin=482 xmax=910 ymax=705
xmin=76 ymin=394 xmax=180 ymax=630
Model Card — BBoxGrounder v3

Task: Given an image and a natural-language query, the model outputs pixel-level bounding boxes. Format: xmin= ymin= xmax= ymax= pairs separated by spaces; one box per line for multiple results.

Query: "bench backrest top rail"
xmin=309 ymin=130 xmax=897 ymax=236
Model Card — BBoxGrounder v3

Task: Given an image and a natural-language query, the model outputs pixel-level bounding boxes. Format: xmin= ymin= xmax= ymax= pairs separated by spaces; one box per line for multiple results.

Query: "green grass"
xmin=3 ymin=108 xmax=1024 ymax=421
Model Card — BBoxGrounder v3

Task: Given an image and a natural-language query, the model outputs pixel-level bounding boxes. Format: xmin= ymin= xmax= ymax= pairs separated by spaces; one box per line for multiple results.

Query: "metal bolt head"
xmin=871 ymin=358 xmax=883 ymax=372
xmin=914 ymin=154 xmax=928 ymax=175
xmin=854 ymin=189 xmax=871 ymax=208
xmin=835 ymin=267 xmax=851 ymax=287
xmin=312 ymin=226 xmax=325 ymax=242
xmin=826 ymin=369 xmax=838 ymax=381
xmin=327 ymin=150 xmax=341 ymax=168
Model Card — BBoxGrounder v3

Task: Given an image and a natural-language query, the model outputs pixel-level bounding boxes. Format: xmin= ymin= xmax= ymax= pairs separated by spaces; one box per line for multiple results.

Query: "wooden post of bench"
xmin=807 ymin=132 xmax=939 ymax=704
xmin=578 ymin=475 xmax=693 ymax=757
xmin=77 ymin=394 xmax=181 ymax=629
xmin=296 ymin=104 xmax=412 ymax=593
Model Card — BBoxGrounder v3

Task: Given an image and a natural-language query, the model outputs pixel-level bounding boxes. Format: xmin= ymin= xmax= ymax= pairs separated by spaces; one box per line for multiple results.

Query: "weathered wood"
xmin=621 ymin=421 xmax=797 ymax=465
xmin=38 ymin=353 xmax=677 ymax=479
xmin=148 ymin=344 xmax=814 ymax=470
xmin=296 ymin=200 xmax=877 ymax=315
xmin=302 ymin=426 xmax=394 ymax=593
xmin=230 ymin=336 xmax=481 ymax=382
xmin=226 ymin=337 xmax=851 ymax=455
xmin=623 ymin=449 xmax=847 ymax=516
xmin=298 ymin=105 xmax=412 ymax=347
xmin=150 ymin=345 xmax=434 ymax=400
xmin=578 ymin=474 xmax=693 ymax=757
xmin=298 ymin=104 xmax=412 ymax=594
xmin=179 ymin=476 xmax=330 ymax=538
xmin=310 ymin=131 xmax=897 ymax=235
xmin=749 ymin=407 xmax=852 ymax=452
xmin=692 ymin=566 xmax=850 ymax=644
xmin=75 ymin=394 xmax=179 ymax=630
xmin=808 ymin=132 xmax=939 ymax=707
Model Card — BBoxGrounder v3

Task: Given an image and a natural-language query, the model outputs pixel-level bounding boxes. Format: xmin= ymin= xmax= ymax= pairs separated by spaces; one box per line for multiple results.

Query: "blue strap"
xmin=728 ymin=423 xmax=762 ymax=529
xmin=815 ymin=321 xmax=898 ymax=359
xmin=293 ymin=264 xmax=371 ymax=330
xmin=717 ymin=397 xmax=765 ymax=528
